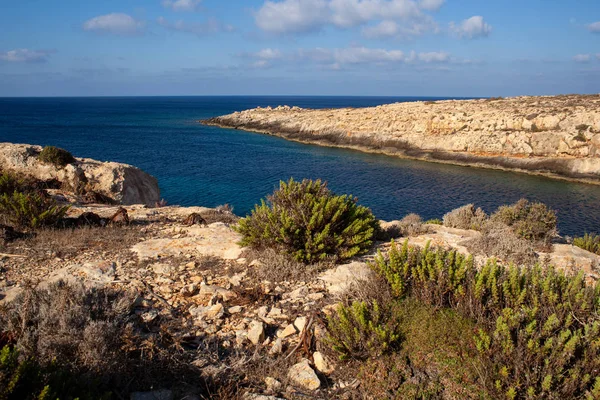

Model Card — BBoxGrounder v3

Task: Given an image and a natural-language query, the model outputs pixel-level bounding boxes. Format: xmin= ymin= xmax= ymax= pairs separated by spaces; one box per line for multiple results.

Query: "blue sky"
xmin=1 ymin=0 xmax=599 ymax=97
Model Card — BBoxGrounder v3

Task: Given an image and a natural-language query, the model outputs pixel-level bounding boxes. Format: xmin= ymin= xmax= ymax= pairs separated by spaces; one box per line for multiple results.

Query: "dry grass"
xmin=3 ymin=225 xmax=144 ymax=259
xmin=243 ymin=248 xmax=334 ymax=283
xmin=466 ymin=222 xmax=538 ymax=265
xmin=443 ymin=204 xmax=487 ymax=230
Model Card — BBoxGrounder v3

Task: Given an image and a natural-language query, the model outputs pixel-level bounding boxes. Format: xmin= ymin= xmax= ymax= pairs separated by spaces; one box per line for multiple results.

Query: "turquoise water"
xmin=1 ymin=96 xmax=599 ymax=236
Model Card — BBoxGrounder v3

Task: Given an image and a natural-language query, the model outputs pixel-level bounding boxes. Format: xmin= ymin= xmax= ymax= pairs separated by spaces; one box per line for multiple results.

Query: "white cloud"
xmin=255 ymin=0 xmax=329 ymax=34
xmin=254 ymin=0 xmax=439 ymax=36
xmin=573 ymin=54 xmax=591 ymax=63
xmin=0 ymin=48 xmax=53 ymax=63
xmin=416 ymin=51 xmax=449 ymax=63
xmin=418 ymin=0 xmax=444 ymax=11
xmin=157 ymin=16 xmax=233 ymax=36
xmin=450 ymin=15 xmax=492 ymax=39
xmin=255 ymin=48 xmax=283 ymax=60
xmin=82 ymin=13 xmax=144 ymax=35
xmin=162 ymin=0 xmax=202 ymax=12
xmin=588 ymin=21 xmax=600 ymax=33
xmin=362 ymin=17 xmax=438 ymax=38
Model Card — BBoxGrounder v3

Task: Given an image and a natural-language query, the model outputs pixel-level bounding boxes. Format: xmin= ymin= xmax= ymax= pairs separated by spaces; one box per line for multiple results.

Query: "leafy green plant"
xmin=326 ymin=299 xmax=402 ymax=360
xmin=490 ymin=199 xmax=557 ymax=243
xmin=371 ymin=240 xmax=600 ymax=399
xmin=573 ymin=233 xmax=600 ymax=255
xmin=424 ymin=218 xmax=442 ymax=225
xmin=0 ymin=192 xmax=69 ymax=229
xmin=37 ymin=146 xmax=75 ymax=167
xmin=236 ymin=178 xmax=379 ymax=264
xmin=0 ymin=173 xmax=25 ymax=196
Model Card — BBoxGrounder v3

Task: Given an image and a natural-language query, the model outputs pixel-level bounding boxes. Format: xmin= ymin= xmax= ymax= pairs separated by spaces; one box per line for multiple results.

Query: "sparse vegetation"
xmin=573 ymin=233 xmax=600 ymax=255
xmin=326 ymin=299 xmax=402 ymax=361
xmin=466 ymin=222 xmax=538 ymax=265
xmin=0 ymin=192 xmax=69 ymax=229
xmin=490 ymin=198 xmax=557 ymax=244
xmin=37 ymin=146 xmax=75 ymax=167
xmin=442 ymin=203 xmax=487 ymax=230
xmin=349 ymin=239 xmax=600 ymax=399
xmin=236 ymin=178 xmax=379 ymax=264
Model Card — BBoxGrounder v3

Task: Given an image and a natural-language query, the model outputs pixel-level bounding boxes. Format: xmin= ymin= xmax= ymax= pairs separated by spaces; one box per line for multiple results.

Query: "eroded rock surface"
xmin=0 ymin=143 xmax=160 ymax=205
xmin=204 ymin=95 xmax=600 ymax=182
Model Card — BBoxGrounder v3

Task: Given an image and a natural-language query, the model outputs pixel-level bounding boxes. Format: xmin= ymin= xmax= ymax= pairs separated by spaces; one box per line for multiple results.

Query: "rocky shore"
xmin=2 ymin=144 xmax=600 ymax=399
xmin=204 ymin=94 xmax=600 ymax=183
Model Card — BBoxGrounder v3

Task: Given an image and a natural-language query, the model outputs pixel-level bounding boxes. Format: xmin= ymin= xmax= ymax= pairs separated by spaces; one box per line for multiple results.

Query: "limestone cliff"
xmin=204 ymin=94 xmax=600 ymax=182
xmin=0 ymin=143 xmax=160 ymax=205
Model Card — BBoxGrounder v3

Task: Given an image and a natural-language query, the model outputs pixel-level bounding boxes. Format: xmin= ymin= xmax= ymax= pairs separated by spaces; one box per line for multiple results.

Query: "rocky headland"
xmin=204 ymin=94 xmax=600 ymax=183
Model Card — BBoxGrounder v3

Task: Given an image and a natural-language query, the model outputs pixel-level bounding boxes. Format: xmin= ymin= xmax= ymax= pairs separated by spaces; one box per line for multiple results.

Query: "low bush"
xmin=370 ymin=240 xmax=600 ymax=399
xmin=244 ymin=248 xmax=331 ymax=282
xmin=442 ymin=204 xmax=487 ymax=230
xmin=236 ymin=178 xmax=379 ymax=264
xmin=37 ymin=146 xmax=75 ymax=167
xmin=573 ymin=233 xmax=600 ymax=255
xmin=0 ymin=173 xmax=25 ymax=196
xmin=466 ymin=222 xmax=538 ymax=265
xmin=424 ymin=218 xmax=442 ymax=225
xmin=326 ymin=299 xmax=402 ymax=361
xmin=490 ymin=199 xmax=557 ymax=244
xmin=0 ymin=192 xmax=69 ymax=229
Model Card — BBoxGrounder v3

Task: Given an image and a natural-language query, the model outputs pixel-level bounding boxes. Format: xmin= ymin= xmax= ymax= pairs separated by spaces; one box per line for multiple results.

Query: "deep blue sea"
xmin=1 ymin=96 xmax=600 ymax=236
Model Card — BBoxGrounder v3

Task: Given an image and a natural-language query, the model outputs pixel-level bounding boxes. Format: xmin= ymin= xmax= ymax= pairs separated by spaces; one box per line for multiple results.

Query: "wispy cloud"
xmin=588 ymin=21 xmax=600 ymax=33
xmin=573 ymin=54 xmax=591 ymax=63
xmin=157 ymin=16 xmax=234 ymax=36
xmin=450 ymin=16 xmax=492 ymax=39
xmin=82 ymin=13 xmax=144 ymax=35
xmin=162 ymin=0 xmax=202 ymax=12
xmin=0 ymin=48 xmax=55 ymax=63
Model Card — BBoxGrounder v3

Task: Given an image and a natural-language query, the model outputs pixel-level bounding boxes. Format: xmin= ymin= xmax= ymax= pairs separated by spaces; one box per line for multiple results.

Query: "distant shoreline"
xmin=203 ymin=94 xmax=600 ymax=185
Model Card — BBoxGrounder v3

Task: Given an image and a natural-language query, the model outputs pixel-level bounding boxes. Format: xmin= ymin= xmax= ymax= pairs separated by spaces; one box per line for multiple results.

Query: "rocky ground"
xmin=2 ymin=201 xmax=598 ymax=399
xmin=204 ymin=94 xmax=600 ymax=182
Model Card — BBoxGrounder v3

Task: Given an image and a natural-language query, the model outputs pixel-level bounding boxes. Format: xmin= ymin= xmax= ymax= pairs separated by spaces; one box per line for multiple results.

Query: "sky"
xmin=0 ymin=0 xmax=599 ymax=97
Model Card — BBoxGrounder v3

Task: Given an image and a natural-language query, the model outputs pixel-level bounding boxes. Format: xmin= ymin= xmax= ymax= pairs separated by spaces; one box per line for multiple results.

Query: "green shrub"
xmin=236 ymin=178 xmax=379 ymax=264
xmin=442 ymin=204 xmax=487 ymax=230
xmin=424 ymin=218 xmax=442 ymax=225
xmin=0 ymin=173 xmax=25 ymax=196
xmin=490 ymin=199 xmax=557 ymax=244
xmin=37 ymin=146 xmax=75 ymax=167
xmin=0 ymin=192 xmax=69 ymax=229
xmin=573 ymin=233 xmax=600 ymax=255
xmin=371 ymin=240 xmax=600 ymax=399
xmin=326 ymin=299 xmax=402 ymax=360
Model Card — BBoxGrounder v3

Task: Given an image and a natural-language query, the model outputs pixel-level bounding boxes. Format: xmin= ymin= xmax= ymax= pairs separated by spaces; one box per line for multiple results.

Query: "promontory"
xmin=203 ymin=94 xmax=600 ymax=183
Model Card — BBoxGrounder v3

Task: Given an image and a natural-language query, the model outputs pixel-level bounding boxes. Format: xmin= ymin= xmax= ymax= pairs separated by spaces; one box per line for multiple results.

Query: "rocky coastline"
xmin=203 ymin=94 xmax=600 ymax=183
xmin=2 ymin=144 xmax=600 ymax=399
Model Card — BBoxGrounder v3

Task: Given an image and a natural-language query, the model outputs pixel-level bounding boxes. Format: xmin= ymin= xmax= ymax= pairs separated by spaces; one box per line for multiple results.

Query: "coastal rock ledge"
xmin=204 ymin=94 xmax=600 ymax=182
xmin=0 ymin=143 xmax=160 ymax=205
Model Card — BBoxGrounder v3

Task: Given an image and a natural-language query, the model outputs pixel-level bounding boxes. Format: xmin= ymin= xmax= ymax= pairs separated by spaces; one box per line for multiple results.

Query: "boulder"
xmin=0 ymin=143 xmax=159 ymax=205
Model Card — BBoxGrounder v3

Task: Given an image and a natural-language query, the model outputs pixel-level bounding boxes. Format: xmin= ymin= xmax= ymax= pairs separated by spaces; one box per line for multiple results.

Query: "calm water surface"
xmin=1 ymin=96 xmax=599 ymax=236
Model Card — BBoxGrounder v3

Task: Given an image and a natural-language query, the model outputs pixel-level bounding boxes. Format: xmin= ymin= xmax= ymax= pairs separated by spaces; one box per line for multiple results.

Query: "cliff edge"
xmin=0 ymin=143 xmax=160 ymax=205
xmin=204 ymin=94 xmax=600 ymax=182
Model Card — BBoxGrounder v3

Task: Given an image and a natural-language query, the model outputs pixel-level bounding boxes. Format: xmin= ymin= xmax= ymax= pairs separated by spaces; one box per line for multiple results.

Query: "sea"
xmin=1 ymin=96 xmax=599 ymax=237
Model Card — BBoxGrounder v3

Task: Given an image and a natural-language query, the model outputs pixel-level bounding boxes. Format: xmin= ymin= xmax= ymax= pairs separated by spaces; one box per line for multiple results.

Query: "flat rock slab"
xmin=319 ymin=261 xmax=375 ymax=295
xmin=132 ymin=222 xmax=243 ymax=261
xmin=541 ymin=244 xmax=600 ymax=283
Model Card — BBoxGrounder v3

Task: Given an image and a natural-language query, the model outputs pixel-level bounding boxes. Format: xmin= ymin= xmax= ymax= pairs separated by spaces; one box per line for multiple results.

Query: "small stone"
xmin=228 ymin=306 xmax=243 ymax=314
xmin=313 ymin=351 xmax=334 ymax=374
xmin=140 ymin=309 xmax=159 ymax=323
xmin=269 ymin=338 xmax=283 ymax=355
xmin=229 ymin=271 xmax=246 ymax=287
xmin=307 ymin=292 xmax=325 ymax=301
xmin=284 ymin=287 xmax=308 ymax=300
xmin=189 ymin=303 xmax=224 ymax=321
xmin=249 ymin=259 xmax=264 ymax=268
xmin=277 ymin=324 xmax=297 ymax=338
xmin=186 ymin=261 xmax=197 ymax=269
xmin=190 ymin=275 xmax=204 ymax=283
xmin=247 ymin=320 xmax=265 ymax=345
xmin=293 ymin=316 xmax=307 ymax=332
xmin=265 ymin=377 xmax=282 ymax=392
xmin=287 ymin=359 xmax=320 ymax=390
xmin=236 ymin=258 xmax=248 ymax=264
